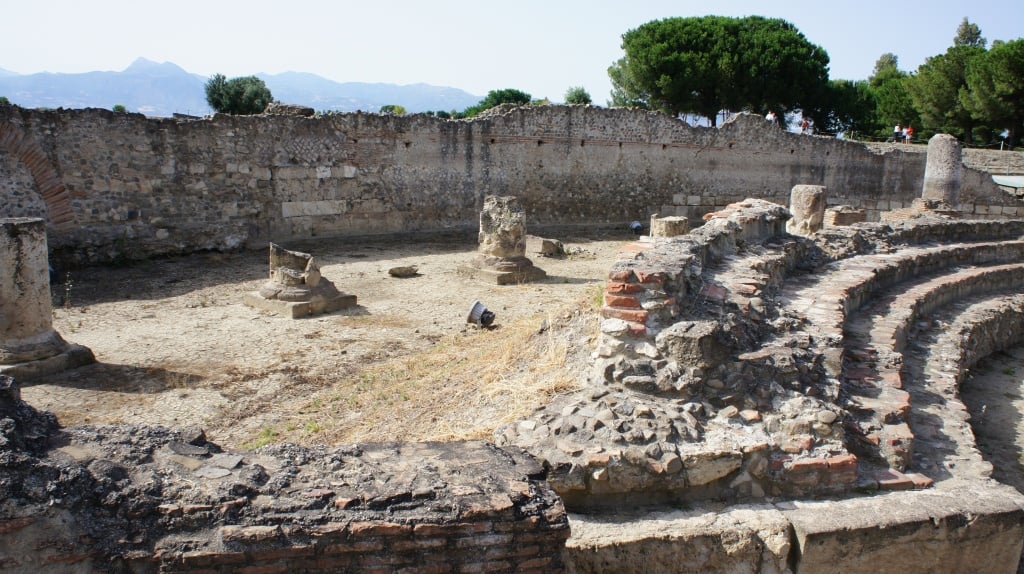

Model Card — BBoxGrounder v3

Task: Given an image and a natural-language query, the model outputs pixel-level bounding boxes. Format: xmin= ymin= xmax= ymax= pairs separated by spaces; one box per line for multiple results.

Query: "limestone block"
xmin=478 ymin=195 xmax=527 ymax=258
xmin=681 ymin=450 xmax=743 ymax=486
xmin=281 ymin=200 xmax=348 ymax=218
xmin=649 ymin=214 xmax=690 ymax=238
xmin=565 ymin=505 xmax=793 ymax=574
xmin=655 ymin=320 xmax=732 ymax=370
xmin=526 ymin=235 xmax=564 ymax=257
xmin=780 ymin=484 xmax=1024 ymax=574
xmin=785 ymin=185 xmax=826 ymax=236
xmin=823 ymin=205 xmax=866 ymax=227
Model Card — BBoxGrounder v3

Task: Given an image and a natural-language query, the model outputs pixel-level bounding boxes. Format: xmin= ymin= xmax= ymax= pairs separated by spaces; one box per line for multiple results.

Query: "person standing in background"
xmin=894 ymin=123 xmax=902 ymax=143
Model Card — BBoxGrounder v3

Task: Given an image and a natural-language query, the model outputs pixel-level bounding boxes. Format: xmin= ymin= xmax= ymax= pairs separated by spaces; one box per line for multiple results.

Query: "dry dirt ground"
xmin=962 ymin=346 xmax=1024 ymax=493
xmin=23 ymin=231 xmax=630 ymax=450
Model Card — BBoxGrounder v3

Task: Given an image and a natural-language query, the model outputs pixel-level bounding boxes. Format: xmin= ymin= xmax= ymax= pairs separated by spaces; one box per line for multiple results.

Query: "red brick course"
xmin=0 ymin=121 xmax=75 ymax=230
xmin=605 ymin=281 xmax=645 ymax=295
xmin=600 ymin=306 xmax=649 ymax=323
xmin=603 ymin=293 xmax=641 ymax=308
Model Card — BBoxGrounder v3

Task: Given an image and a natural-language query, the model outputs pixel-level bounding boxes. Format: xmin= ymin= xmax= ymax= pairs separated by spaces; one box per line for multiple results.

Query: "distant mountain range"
xmin=0 ymin=58 xmax=483 ymax=117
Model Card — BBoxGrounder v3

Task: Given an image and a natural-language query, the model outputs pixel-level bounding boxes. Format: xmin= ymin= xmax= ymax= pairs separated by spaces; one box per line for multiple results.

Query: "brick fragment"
xmin=323 ymin=540 xmax=385 ymax=554
xmin=248 ymin=546 xmax=315 ymax=561
xmin=826 ymin=454 xmax=858 ymax=472
xmin=634 ymin=270 xmax=666 ymax=285
xmin=220 ymin=525 xmax=281 ymax=542
xmin=391 ymin=537 xmax=447 ymax=552
xmin=875 ymin=469 xmax=914 ymax=491
xmin=181 ymin=550 xmax=246 ymax=567
xmin=413 ymin=522 xmax=493 ymax=537
xmin=348 ymin=521 xmax=412 ymax=537
xmin=789 ymin=457 xmax=828 ymax=474
xmin=904 ymin=472 xmax=934 ymax=489
xmin=627 ymin=323 xmax=647 ymax=337
xmin=461 ymin=494 xmax=515 ymax=519
xmin=605 ymin=281 xmax=644 ymax=295
xmin=600 ymin=306 xmax=649 ymax=323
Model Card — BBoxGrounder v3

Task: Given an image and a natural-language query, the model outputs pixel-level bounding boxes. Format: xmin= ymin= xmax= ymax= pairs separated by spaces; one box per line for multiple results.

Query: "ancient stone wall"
xmin=0 ymin=105 xmax=1015 ymax=264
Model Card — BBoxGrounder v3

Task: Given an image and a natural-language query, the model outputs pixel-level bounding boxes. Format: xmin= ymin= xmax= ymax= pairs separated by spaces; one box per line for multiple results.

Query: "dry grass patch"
xmin=261 ymin=297 xmax=598 ymax=446
xmin=333 ymin=313 xmax=416 ymax=329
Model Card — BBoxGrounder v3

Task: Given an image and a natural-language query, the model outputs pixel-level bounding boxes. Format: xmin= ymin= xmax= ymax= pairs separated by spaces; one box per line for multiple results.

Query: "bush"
xmin=205 ymin=74 xmax=273 ymax=115
xmin=112 ymin=104 xmax=127 ymax=113
xmin=457 ymin=88 xmax=532 ymax=118
xmin=564 ymin=86 xmax=592 ymax=105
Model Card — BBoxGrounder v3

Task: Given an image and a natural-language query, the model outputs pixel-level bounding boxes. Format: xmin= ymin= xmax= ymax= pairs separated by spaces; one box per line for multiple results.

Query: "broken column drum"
xmin=0 ymin=217 xmax=93 ymax=377
xmin=785 ymin=185 xmax=826 ymax=236
xmin=649 ymin=214 xmax=690 ymax=238
xmin=921 ymin=133 xmax=963 ymax=206
xmin=243 ymin=243 xmax=356 ymax=318
xmin=461 ymin=196 xmax=546 ymax=285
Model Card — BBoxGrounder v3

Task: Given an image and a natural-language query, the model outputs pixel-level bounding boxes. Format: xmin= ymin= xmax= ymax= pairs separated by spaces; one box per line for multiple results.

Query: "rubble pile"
xmin=0 ymin=374 xmax=567 ymax=571
xmin=499 ymin=200 xmax=1024 ymax=509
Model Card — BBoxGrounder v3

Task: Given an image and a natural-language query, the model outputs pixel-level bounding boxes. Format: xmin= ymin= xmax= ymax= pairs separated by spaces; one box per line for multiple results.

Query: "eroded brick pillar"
xmin=0 ymin=218 xmax=93 ymax=377
xmin=785 ymin=185 xmax=826 ymax=236
xmin=921 ymin=134 xmax=962 ymax=205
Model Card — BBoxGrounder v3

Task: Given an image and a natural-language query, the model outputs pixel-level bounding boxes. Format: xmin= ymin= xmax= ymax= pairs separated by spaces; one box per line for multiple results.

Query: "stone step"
xmin=840 ymin=263 xmax=1024 ymax=470
xmin=901 ymin=293 xmax=1024 ymax=485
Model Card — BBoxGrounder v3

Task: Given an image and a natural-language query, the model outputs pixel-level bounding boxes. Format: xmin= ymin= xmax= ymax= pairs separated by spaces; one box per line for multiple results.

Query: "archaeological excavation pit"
xmin=4 ymin=104 xmax=1024 ymax=572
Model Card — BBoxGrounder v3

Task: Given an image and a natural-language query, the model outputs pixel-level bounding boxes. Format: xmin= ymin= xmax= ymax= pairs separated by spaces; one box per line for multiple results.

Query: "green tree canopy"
xmin=612 ymin=16 xmax=829 ymax=125
xmin=869 ymin=53 xmax=901 ymax=87
xmin=379 ymin=104 xmax=407 ymax=115
xmin=205 ymin=74 xmax=273 ymax=115
xmin=608 ymin=57 xmax=650 ymax=109
xmin=806 ymin=79 xmax=877 ymax=137
xmin=907 ymin=44 xmax=986 ymax=143
xmin=458 ymin=88 xmax=532 ymax=118
xmin=964 ymin=38 xmax=1024 ymax=146
xmin=478 ymin=89 xmax=531 ymax=108
xmin=564 ymin=86 xmax=592 ymax=105
xmin=954 ymin=17 xmax=986 ymax=48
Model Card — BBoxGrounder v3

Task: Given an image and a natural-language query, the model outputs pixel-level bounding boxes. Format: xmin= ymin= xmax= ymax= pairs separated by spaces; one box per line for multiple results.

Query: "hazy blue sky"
xmin=2 ymin=0 xmax=1021 ymax=102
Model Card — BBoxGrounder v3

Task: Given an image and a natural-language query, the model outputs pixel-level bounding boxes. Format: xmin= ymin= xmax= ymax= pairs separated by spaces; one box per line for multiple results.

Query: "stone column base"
xmin=243 ymin=292 xmax=357 ymax=319
xmin=458 ymin=265 xmax=548 ymax=285
xmin=458 ymin=255 xmax=547 ymax=285
xmin=0 ymin=344 xmax=95 ymax=380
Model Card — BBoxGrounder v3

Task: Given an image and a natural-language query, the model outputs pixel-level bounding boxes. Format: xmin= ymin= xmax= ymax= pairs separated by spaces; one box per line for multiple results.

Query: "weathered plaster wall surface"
xmin=0 ymin=105 xmax=1015 ymax=264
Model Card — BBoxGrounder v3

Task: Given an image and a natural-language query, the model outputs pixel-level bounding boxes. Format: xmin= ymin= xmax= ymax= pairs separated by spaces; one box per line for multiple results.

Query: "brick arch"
xmin=0 ymin=122 xmax=74 ymax=230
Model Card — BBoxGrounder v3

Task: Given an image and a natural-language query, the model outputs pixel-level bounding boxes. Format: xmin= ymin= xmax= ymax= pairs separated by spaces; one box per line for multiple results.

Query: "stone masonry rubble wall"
xmin=0 ymin=385 xmax=570 ymax=574
xmin=0 ymin=105 xmax=1014 ymax=265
